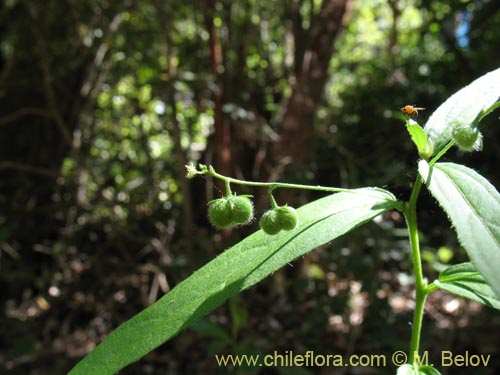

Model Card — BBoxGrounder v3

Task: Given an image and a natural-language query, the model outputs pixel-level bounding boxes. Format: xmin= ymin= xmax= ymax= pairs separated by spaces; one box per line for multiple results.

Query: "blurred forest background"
xmin=1 ymin=0 xmax=500 ymax=374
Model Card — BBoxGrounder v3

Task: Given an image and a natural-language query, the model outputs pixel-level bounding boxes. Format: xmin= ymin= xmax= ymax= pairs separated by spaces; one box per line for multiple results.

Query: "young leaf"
xmin=433 ymin=263 xmax=500 ymax=310
xmin=405 ymin=119 xmax=432 ymax=159
xmin=69 ymin=188 xmax=398 ymax=375
xmin=419 ymin=161 xmax=500 ymax=299
xmin=424 ymin=67 xmax=500 ymax=154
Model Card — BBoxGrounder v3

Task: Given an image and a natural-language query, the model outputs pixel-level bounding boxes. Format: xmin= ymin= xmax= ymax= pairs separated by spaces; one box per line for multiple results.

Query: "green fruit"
xmin=452 ymin=124 xmax=482 ymax=152
xmin=260 ymin=209 xmax=281 ymax=235
xmin=275 ymin=206 xmax=298 ymax=230
xmin=208 ymin=195 xmax=254 ymax=229
xmin=208 ymin=198 xmax=232 ymax=229
xmin=227 ymin=195 xmax=254 ymax=225
xmin=260 ymin=206 xmax=299 ymax=235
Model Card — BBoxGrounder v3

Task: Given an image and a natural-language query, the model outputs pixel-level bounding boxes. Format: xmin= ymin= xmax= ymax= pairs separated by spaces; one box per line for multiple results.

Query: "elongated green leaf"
xmin=433 ymin=263 xmax=500 ymax=309
xmin=69 ymin=188 xmax=398 ymax=375
xmin=419 ymin=161 xmax=500 ymax=299
xmin=424 ymin=67 xmax=500 ymax=153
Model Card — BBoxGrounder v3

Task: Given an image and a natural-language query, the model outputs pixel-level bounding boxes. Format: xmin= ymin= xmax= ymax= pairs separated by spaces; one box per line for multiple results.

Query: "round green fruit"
xmin=452 ymin=124 xmax=482 ymax=152
xmin=227 ymin=195 xmax=254 ymax=225
xmin=208 ymin=195 xmax=254 ymax=229
xmin=208 ymin=198 xmax=232 ymax=229
xmin=275 ymin=206 xmax=298 ymax=230
xmin=260 ymin=205 xmax=298 ymax=235
xmin=260 ymin=209 xmax=281 ymax=235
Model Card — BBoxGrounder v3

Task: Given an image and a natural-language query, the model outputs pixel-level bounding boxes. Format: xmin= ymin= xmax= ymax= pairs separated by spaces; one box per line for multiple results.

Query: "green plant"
xmin=69 ymin=68 xmax=500 ymax=375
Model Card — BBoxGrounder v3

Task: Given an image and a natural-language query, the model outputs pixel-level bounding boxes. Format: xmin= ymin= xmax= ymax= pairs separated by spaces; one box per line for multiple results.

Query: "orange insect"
xmin=400 ymin=105 xmax=425 ymax=116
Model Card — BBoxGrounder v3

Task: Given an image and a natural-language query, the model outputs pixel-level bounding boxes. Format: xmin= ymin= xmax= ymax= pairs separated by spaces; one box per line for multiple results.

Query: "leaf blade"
xmin=406 ymin=119 xmax=430 ymax=158
xmin=419 ymin=161 xmax=500 ymax=299
xmin=69 ymin=188 xmax=398 ymax=375
xmin=434 ymin=262 xmax=500 ymax=310
xmin=424 ymin=67 xmax=500 ymax=154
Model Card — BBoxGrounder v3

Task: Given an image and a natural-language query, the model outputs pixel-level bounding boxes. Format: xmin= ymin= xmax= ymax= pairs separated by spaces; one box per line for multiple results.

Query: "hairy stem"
xmin=225 ymin=179 xmax=232 ymax=196
xmin=402 ymin=139 xmax=454 ymax=363
xmin=429 ymin=140 xmax=454 ymax=166
xmin=204 ymin=166 xmax=395 ymax=200
xmin=268 ymin=188 xmax=279 ymax=209
xmin=404 ymin=176 xmax=429 ymax=364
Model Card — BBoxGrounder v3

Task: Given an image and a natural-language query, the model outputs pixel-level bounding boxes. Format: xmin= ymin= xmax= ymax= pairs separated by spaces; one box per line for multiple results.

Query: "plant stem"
xmin=429 ymin=140 xmax=454 ymax=166
xmin=401 ymin=141 xmax=454 ymax=363
xmin=225 ymin=179 xmax=232 ymax=195
xmin=268 ymin=188 xmax=279 ymax=209
xmin=205 ymin=166 xmax=394 ymax=200
xmin=404 ymin=176 xmax=429 ymax=365
xmin=403 ymin=140 xmax=454 ymax=362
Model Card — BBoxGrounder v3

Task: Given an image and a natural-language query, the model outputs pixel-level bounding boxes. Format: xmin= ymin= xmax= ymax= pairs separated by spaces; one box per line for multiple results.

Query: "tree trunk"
xmin=275 ymin=0 xmax=353 ymax=170
xmin=205 ymin=0 xmax=232 ymax=185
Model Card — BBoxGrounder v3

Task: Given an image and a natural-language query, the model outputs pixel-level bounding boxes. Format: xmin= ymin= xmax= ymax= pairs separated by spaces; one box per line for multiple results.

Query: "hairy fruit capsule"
xmin=227 ymin=195 xmax=254 ymax=225
xmin=208 ymin=198 xmax=233 ymax=229
xmin=452 ymin=124 xmax=482 ymax=152
xmin=260 ymin=209 xmax=281 ymax=235
xmin=274 ymin=206 xmax=298 ymax=230
xmin=260 ymin=205 xmax=299 ymax=235
xmin=208 ymin=195 xmax=254 ymax=229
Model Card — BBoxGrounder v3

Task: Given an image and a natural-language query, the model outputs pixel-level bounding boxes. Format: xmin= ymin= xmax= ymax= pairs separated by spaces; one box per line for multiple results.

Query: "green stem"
xmin=402 ymin=140 xmax=455 ymax=362
xmin=429 ymin=140 xmax=454 ymax=166
xmin=402 ymin=140 xmax=454 ymax=364
xmin=404 ymin=176 xmax=429 ymax=365
xmin=225 ymin=179 xmax=232 ymax=196
xmin=205 ymin=166 xmax=394 ymax=200
xmin=268 ymin=188 xmax=279 ymax=209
